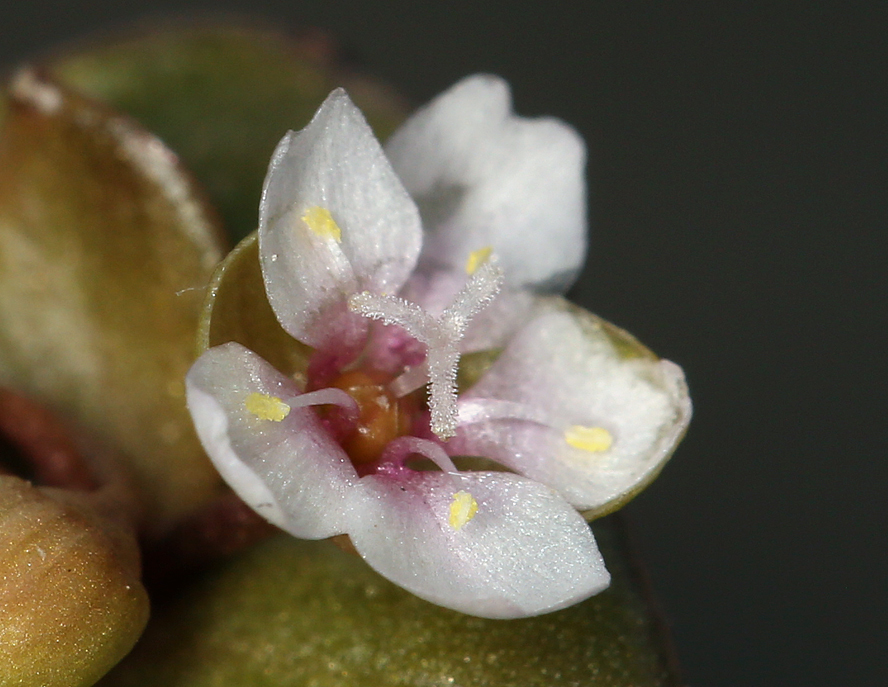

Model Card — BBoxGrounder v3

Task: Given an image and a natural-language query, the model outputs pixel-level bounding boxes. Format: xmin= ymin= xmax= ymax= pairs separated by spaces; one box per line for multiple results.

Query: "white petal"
xmin=348 ymin=470 xmax=609 ymax=619
xmin=454 ymin=304 xmax=691 ymax=514
xmin=186 ymin=343 xmax=358 ymax=538
xmin=259 ymin=89 xmax=423 ymax=347
xmin=386 ymin=74 xmax=587 ymax=292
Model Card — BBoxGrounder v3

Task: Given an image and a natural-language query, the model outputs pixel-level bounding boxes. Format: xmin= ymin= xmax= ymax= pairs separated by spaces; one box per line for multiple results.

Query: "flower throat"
xmin=299 ymin=251 xmax=504 ymax=471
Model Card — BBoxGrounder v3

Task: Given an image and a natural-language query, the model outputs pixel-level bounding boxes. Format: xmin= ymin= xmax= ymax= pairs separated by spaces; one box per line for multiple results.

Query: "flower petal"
xmin=385 ymin=74 xmax=587 ymax=292
xmin=186 ymin=342 xmax=357 ymax=538
xmin=347 ymin=470 xmax=609 ymax=619
xmin=454 ymin=304 xmax=691 ymax=515
xmin=259 ymin=89 xmax=422 ymax=348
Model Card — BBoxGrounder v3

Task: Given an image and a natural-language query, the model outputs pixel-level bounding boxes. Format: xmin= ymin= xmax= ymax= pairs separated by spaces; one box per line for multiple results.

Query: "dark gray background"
xmin=2 ymin=2 xmax=884 ymax=686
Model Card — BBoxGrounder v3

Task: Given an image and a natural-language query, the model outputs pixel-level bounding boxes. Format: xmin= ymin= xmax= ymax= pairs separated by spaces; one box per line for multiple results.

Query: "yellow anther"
xmin=245 ymin=392 xmax=291 ymax=422
xmin=565 ymin=425 xmax=613 ymax=453
xmin=465 ymin=246 xmax=493 ymax=275
xmin=302 ymin=206 xmax=342 ymax=242
xmin=449 ymin=490 xmax=479 ymax=531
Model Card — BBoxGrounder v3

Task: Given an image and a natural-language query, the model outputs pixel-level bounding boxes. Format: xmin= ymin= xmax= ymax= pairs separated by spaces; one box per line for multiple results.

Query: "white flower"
xmin=186 ymin=76 xmax=691 ymax=619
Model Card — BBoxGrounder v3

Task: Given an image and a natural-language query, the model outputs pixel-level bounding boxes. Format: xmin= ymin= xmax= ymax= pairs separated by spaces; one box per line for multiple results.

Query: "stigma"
xmin=348 ymin=257 xmax=504 ymax=440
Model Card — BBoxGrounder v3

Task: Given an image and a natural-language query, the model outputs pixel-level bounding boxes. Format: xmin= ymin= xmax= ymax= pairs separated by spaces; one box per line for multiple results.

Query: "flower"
xmin=185 ymin=75 xmax=691 ymax=619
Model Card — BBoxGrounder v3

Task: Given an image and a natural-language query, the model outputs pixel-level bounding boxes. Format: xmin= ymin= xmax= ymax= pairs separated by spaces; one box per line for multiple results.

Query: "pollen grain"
xmin=302 ymin=205 xmax=342 ymax=242
xmin=465 ymin=245 xmax=493 ymax=275
xmin=245 ymin=392 xmax=291 ymax=422
xmin=565 ymin=425 xmax=613 ymax=453
xmin=449 ymin=490 xmax=479 ymax=530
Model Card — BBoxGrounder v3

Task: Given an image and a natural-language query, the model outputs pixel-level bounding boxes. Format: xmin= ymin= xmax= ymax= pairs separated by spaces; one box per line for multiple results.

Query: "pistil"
xmin=348 ymin=259 xmax=504 ymax=440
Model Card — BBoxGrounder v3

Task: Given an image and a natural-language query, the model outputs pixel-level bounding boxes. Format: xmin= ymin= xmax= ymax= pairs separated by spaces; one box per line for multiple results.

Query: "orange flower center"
xmin=328 ymin=369 xmax=417 ymax=465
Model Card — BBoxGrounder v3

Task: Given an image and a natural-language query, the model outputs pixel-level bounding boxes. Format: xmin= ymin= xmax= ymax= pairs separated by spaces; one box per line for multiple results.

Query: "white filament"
xmin=382 ymin=436 xmax=460 ymax=474
xmin=286 ymin=387 xmax=360 ymax=422
xmin=456 ymin=398 xmax=556 ymax=428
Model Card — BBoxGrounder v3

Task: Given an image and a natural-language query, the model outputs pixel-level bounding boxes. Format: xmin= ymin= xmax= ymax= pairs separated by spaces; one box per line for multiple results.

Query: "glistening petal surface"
xmin=259 ymin=89 xmax=422 ymax=348
xmin=348 ymin=470 xmax=609 ymax=619
xmin=186 ymin=343 xmax=357 ymax=538
xmin=385 ymin=74 xmax=587 ymax=292
xmin=454 ymin=306 xmax=691 ymax=514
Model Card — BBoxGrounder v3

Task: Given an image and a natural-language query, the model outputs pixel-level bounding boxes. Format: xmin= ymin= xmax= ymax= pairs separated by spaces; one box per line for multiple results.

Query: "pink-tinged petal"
xmin=259 ymin=89 xmax=422 ymax=348
xmin=454 ymin=306 xmax=691 ymax=514
xmin=186 ymin=342 xmax=357 ymax=538
xmin=385 ymin=74 xmax=587 ymax=293
xmin=347 ymin=470 xmax=609 ymax=619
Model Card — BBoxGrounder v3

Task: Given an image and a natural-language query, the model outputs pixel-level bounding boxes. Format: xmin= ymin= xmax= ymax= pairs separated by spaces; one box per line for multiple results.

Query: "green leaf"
xmin=100 ymin=517 xmax=679 ymax=687
xmin=47 ymin=24 xmax=407 ymax=243
xmin=0 ymin=70 xmax=227 ymax=533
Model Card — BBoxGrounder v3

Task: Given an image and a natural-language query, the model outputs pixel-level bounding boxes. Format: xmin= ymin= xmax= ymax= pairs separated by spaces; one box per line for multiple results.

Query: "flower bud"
xmin=0 ymin=476 xmax=148 ymax=686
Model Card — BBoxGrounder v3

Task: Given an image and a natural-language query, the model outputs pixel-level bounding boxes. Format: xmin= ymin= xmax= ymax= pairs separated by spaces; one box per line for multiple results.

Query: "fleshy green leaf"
xmin=0 ymin=70 xmax=227 ymax=533
xmin=100 ymin=517 xmax=679 ymax=687
xmin=47 ymin=23 xmax=408 ymax=243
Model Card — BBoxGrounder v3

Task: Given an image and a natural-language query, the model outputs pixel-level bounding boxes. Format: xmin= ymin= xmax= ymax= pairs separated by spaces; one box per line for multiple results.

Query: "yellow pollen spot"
xmin=449 ymin=490 xmax=479 ymax=530
xmin=245 ymin=392 xmax=291 ymax=422
xmin=465 ymin=246 xmax=493 ymax=275
xmin=565 ymin=425 xmax=613 ymax=453
xmin=302 ymin=206 xmax=342 ymax=242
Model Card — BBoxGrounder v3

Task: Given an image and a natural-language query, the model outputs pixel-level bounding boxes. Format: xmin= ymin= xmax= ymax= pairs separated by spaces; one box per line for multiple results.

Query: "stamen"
xmin=565 ymin=425 xmax=613 ymax=453
xmin=245 ymin=388 xmax=359 ymax=424
xmin=245 ymin=393 xmax=290 ymax=422
xmin=465 ymin=246 xmax=493 ymax=275
xmin=348 ymin=261 xmax=504 ymax=441
xmin=302 ymin=205 xmax=342 ymax=242
xmin=458 ymin=400 xmax=615 ymax=454
xmin=457 ymin=398 xmax=555 ymax=427
xmin=381 ymin=436 xmax=459 ymax=474
xmin=389 ymin=363 xmax=429 ymax=398
xmin=286 ymin=388 xmax=360 ymax=422
xmin=449 ymin=491 xmax=479 ymax=530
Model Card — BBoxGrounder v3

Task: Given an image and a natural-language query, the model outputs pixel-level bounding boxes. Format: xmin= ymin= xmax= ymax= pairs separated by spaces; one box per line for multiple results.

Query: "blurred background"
xmin=1 ymin=2 xmax=884 ymax=685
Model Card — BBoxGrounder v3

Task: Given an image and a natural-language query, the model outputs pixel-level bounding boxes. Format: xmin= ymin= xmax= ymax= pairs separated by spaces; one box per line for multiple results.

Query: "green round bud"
xmin=0 ymin=476 xmax=148 ymax=686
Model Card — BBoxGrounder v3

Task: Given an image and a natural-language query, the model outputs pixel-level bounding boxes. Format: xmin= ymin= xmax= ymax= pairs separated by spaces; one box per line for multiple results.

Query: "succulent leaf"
xmin=0 ymin=70 xmax=227 ymax=534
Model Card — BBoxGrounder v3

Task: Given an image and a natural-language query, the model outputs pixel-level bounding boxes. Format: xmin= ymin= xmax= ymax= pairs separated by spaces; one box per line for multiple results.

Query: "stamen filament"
xmin=286 ymin=387 xmax=360 ymax=422
xmin=389 ymin=363 xmax=429 ymax=398
xmin=381 ymin=436 xmax=460 ymax=475
xmin=457 ymin=398 xmax=556 ymax=427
